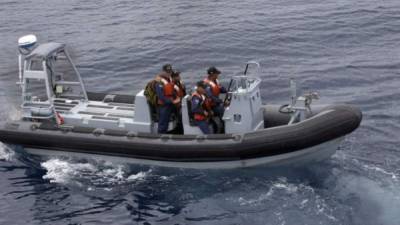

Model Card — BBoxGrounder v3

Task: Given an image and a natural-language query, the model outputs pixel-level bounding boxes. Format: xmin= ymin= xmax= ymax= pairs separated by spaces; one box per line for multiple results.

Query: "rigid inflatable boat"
xmin=0 ymin=35 xmax=362 ymax=169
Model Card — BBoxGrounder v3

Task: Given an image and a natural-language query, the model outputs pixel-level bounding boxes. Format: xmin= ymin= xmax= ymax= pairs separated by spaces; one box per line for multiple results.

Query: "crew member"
xmin=203 ymin=66 xmax=227 ymax=117
xmin=155 ymin=64 xmax=180 ymax=133
xmin=172 ymin=70 xmax=186 ymax=100
xmin=171 ymin=70 xmax=186 ymax=133
xmin=191 ymin=81 xmax=212 ymax=134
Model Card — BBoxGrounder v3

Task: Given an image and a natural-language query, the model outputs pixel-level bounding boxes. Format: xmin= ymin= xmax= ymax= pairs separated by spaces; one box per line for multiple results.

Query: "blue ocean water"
xmin=1 ymin=0 xmax=400 ymax=224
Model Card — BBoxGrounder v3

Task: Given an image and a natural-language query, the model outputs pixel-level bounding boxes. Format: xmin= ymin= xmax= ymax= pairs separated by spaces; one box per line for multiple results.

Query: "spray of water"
xmin=0 ymin=142 xmax=14 ymax=161
xmin=6 ymin=105 xmax=21 ymax=121
xmin=41 ymin=157 xmax=152 ymax=188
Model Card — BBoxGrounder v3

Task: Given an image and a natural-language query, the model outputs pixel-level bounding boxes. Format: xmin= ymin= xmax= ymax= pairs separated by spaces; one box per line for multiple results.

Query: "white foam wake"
xmin=41 ymin=158 xmax=96 ymax=183
xmin=41 ymin=158 xmax=152 ymax=187
xmin=0 ymin=142 xmax=14 ymax=161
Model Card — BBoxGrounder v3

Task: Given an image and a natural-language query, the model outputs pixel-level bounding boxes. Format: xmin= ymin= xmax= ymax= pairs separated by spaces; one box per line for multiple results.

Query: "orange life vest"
xmin=192 ymin=92 xmax=211 ymax=121
xmin=203 ymin=78 xmax=221 ymax=97
xmin=158 ymin=76 xmax=175 ymax=105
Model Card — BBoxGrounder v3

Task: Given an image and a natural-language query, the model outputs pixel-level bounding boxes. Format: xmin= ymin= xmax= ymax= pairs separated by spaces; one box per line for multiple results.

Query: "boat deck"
xmin=54 ymin=96 xmax=137 ymax=130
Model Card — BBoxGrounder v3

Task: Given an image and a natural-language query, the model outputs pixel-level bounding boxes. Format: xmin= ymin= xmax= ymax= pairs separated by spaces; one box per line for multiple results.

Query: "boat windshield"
xmin=227 ymin=76 xmax=259 ymax=93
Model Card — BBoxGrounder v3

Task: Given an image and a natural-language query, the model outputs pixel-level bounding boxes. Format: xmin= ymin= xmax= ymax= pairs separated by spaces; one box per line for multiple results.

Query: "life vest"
xmin=157 ymin=76 xmax=175 ymax=105
xmin=192 ymin=92 xmax=211 ymax=121
xmin=203 ymin=78 xmax=221 ymax=97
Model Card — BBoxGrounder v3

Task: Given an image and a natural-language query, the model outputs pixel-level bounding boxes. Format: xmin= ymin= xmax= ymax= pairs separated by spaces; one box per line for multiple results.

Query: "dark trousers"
xmin=158 ymin=104 xmax=173 ymax=134
xmin=195 ymin=120 xmax=210 ymax=134
xmin=173 ymin=106 xmax=183 ymax=134
xmin=212 ymin=103 xmax=225 ymax=117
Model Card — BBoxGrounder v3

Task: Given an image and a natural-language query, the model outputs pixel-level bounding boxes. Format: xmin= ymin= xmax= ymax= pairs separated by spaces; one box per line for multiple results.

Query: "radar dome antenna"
xmin=17 ymin=34 xmax=38 ymax=87
xmin=18 ymin=34 xmax=37 ymax=55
